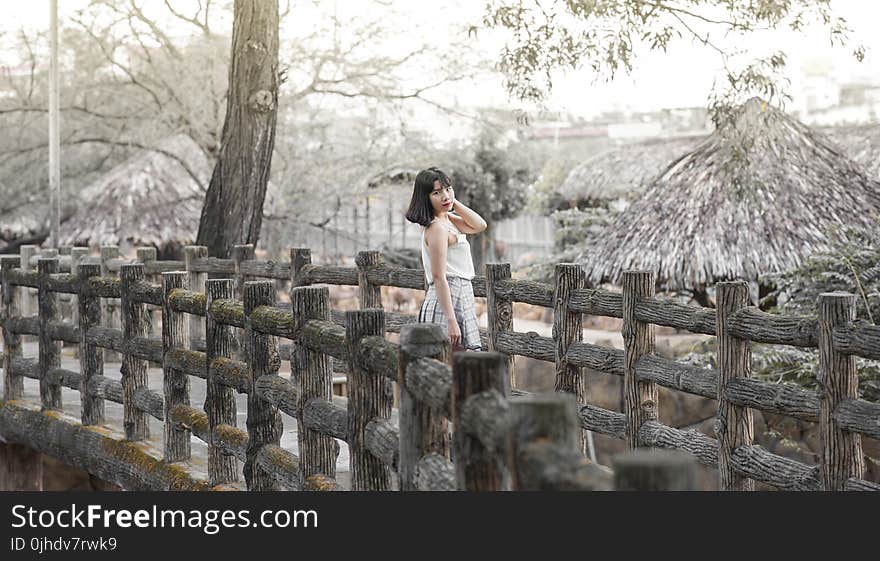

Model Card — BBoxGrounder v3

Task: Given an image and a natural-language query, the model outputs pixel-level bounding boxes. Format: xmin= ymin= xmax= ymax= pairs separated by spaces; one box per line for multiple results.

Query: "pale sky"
xmin=3 ymin=0 xmax=879 ymax=119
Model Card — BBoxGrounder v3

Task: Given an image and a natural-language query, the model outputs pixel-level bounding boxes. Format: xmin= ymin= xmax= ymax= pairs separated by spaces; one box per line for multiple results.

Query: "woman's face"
xmin=429 ymin=180 xmax=454 ymax=216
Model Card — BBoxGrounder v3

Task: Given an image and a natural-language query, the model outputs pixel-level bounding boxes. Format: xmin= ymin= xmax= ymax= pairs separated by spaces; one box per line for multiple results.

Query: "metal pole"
xmin=49 ymin=0 xmax=60 ymax=247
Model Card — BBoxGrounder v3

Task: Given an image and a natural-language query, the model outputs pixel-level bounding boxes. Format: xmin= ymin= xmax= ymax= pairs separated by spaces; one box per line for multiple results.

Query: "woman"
xmin=405 ymin=167 xmax=487 ymax=351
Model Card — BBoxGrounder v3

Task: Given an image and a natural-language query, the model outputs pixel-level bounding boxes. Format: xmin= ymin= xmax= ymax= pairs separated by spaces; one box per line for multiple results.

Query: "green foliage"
xmin=527 ymin=157 xmax=578 ymax=214
xmin=678 ymin=224 xmax=880 ymax=401
xmin=480 ymin=0 xmax=863 ymax=126
xmin=764 ymin=225 xmax=880 ymax=322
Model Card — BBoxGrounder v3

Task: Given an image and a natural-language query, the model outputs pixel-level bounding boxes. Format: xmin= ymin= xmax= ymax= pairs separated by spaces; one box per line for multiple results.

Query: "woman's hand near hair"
xmin=448 ymin=198 xmax=487 ymax=234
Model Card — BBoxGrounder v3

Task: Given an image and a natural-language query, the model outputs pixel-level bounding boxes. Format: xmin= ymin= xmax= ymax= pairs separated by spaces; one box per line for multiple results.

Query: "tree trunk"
xmin=196 ymin=0 xmax=279 ymax=258
xmin=471 ymin=225 xmax=493 ymax=276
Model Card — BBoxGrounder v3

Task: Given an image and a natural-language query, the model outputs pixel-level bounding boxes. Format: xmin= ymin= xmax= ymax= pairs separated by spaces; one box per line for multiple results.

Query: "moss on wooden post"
xmin=1 ymin=256 xmax=23 ymax=400
xmin=715 ymin=281 xmax=754 ymax=491
xmin=162 ymin=272 xmax=192 ymax=461
xmin=78 ymin=263 xmax=104 ymax=425
xmin=817 ymin=292 xmax=864 ymax=490
xmin=622 ymin=271 xmax=657 ymax=450
xmin=37 ymin=258 xmax=62 ymax=411
xmin=398 ymin=323 xmax=451 ymax=491
xmin=346 ymin=309 xmax=392 ymax=490
xmin=243 ymin=281 xmax=283 ymax=490
xmin=184 ymin=246 xmax=208 ymax=351
xmin=291 ymin=286 xmax=337 ymax=482
xmin=554 ymin=263 xmax=586 ymax=453
xmin=120 ymin=264 xmax=149 ymax=441
xmin=452 ymin=352 xmax=510 ymax=491
xmin=205 ymin=279 xmax=239 ymax=484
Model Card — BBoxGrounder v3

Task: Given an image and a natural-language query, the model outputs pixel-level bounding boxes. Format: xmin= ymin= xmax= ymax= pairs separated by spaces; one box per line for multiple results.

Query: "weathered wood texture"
xmin=185 ymin=246 xmax=209 ymax=348
xmin=613 ymin=449 xmax=697 ymax=490
xmin=568 ymin=288 xmax=623 ymax=317
xmin=100 ymin=246 xmax=121 ymax=363
xmin=303 ymin=399 xmax=348 ymax=441
xmin=486 ymin=264 xmax=515 ymax=388
xmin=833 ymin=323 xmax=880 ymax=360
xmin=730 ymin=445 xmax=822 ymax=491
xmin=38 ymin=258 xmax=62 ymax=410
xmin=728 ymin=307 xmax=818 ymax=347
xmin=243 ymin=281 xmax=283 ymax=491
xmin=0 ymin=401 xmax=211 ymax=490
xmin=817 ymin=293 xmax=864 ymax=490
xmin=715 ymin=282 xmax=755 ymax=491
xmin=635 ymin=296 xmax=716 ymax=335
xmin=510 ymin=394 xmax=609 ymax=490
xmin=346 ymin=309 xmax=392 ymax=491
xmin=364 ymin=418 xmax=399 ymax=471
xmin=232 ymin=245 xmax=255 ymax=300
xmin=289 ymin=248 xmax=311 ymax=289
xmin=398 ymin=323 xmax=450 ymax=491
xmin=357 ymin=251 xmax=382 ymax=309
xmin=162 ymin=272 xmax=192 ymax=463
xmin=452 ymin=352 xmax=510 ymax=491
xmin=416 ymin=452 xmax=456 ymax=491
xmin=120 ymin=264 xmax=150 ymax=441
xmin=554 ymin=264 xmax=586 ymax=454
xmin=1 ymin=256 xmax=23 ymax=400
xmin=77 ymin=263 xmax=104 ymax=425
xmin=290 ymin=286 xmax=336 ymax=482
xmin=622 ymin=271 xmax=656 ymax=450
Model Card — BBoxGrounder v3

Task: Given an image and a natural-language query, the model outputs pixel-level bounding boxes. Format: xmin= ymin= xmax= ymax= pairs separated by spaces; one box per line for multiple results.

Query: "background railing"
xmin=1 ymin=243 xmax=878 ymax=491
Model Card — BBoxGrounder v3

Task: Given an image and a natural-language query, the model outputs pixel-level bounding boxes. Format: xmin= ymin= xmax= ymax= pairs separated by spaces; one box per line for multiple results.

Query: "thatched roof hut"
xmin=60 ymin=134 xmax=210 ymax=253
xmin=581 ymin=98 xmax=880 ymax=290
xmin=556 ymin=135 xmax=704 ymax=207
xmin=825 ymin=123 xmax=880 ymax=180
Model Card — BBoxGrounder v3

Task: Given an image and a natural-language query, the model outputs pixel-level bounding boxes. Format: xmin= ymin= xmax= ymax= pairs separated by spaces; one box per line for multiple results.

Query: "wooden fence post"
xmin=58 ymin=246 xmax=73 ymax=323
xmin=120 ymin=264 xmax=149 ymax=441
xmin=398 ymin=323 xmax=451 ymax=491
xmin=356 ymin=250 xmax=382 ymax=309
xmin=622 ymin=270 xmax=657 ymax=450
xmin=613 ymin=449 xmax=697 ymax=490
xmin=232 ymin=244 xmax=255 ymax=300
xmin=136 ymin=247 xmax=158 ymax=337
xmin=185 ymin=245 xmax=208 ymax=351
xmin=486 ymin=263 xmax=515 ymax=389
xmin=817 ymin=292 xmax=864 ymax=490
xmin=346 ymin=309 xmax=392 ymax=491
xmin=452 ymin=352 xmax=510 ymax=491
xmin=37 ymin=257 xmax=62 ymax=411
xmin=243 ymin=281 xmax=283 ymax=490
xmin=554 ymin=263 xmax=586 ymax=453
xmin=100 ymin=245 xmax=121 ymax=362
xmin=508 ymin=393 xmax=605 ymax=490
xmin=77 ymin=263 xmax=104 ymax=425
xmin=205 ymin=279 xmax=239 ymax=484
xmin=290 ymin=286 xmax=337 ymax=481
xmin=1 ymin=256 xmax=23 ymax=400
xmin=290 ymin=248 xmax=311 ymax=288
xmin=162 ymin=272 xmax=191 ymax=462
xmin=69 ymin=247 xmax=89 ymax=357
xmin=715 ymin=281 xmax=755 ymax=491
xmin=19 ymin=245 xmax=37 ymax=327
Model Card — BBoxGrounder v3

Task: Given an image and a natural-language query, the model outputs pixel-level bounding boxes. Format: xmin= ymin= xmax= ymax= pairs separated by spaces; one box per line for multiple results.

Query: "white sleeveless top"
xmin=420 ymin=217 xmax=476 ymax=285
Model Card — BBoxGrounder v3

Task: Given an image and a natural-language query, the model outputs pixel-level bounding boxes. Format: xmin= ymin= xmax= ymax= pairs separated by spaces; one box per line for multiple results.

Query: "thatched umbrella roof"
xmin=60 ymin=134 xmax=210 ymax=248
xmin=556 ymin=135 xmax=704 ymax=206
xmin=825 ymin=123 xmax=880 ymax=180
xmin=581 ymin=98 xmax=880 ymax=290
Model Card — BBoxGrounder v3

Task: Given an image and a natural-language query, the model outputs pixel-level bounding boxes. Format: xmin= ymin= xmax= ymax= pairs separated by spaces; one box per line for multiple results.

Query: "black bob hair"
xmin=405 ymin=167 xmax=453 ymax=227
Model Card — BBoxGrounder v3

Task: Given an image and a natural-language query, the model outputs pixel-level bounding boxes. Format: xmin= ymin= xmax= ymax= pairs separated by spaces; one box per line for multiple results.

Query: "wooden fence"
xmin=0 ymin=243 xmax=878 ymax=491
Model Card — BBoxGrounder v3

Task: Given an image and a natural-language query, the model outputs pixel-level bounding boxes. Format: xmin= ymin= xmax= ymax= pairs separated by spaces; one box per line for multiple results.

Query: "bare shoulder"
xmin=424 ymin=222 xmax=447 ymax=246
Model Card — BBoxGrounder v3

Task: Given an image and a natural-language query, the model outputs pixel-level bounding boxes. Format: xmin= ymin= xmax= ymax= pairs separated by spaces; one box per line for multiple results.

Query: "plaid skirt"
xmin=418 ymin=276 xmax=482 ymax=351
